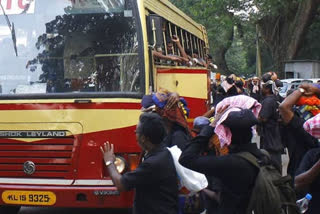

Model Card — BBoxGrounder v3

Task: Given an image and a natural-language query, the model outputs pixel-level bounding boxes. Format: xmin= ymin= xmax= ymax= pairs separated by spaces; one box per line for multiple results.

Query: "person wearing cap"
xmin=179 ymin=109 xmax=266 ymax=214
xmin=259 ymin=72 xmax=283 ymax=168
xmin=100 ymin=113 xmax=178 ymax=214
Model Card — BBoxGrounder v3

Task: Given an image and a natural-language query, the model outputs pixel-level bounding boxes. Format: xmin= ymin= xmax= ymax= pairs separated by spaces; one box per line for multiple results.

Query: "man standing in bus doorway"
xmin=100 ymin=113 xmax=179 ymax=214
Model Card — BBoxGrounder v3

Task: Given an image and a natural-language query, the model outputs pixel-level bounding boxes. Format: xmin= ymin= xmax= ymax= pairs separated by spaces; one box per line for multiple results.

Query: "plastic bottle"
xmin=296 ymin=193 xmax=312 ymax=213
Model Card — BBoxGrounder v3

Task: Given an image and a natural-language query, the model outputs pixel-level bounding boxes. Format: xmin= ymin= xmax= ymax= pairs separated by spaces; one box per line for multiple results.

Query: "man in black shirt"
xmin=259 ymin=73 xmax=283 ymax=167
xmin=179 ymin=109 xmax=262 ymax=214
xmin=279 ymin=87 xmax=318 ymax=177
xmin=100 ymin=113 xmax=178 ymax=214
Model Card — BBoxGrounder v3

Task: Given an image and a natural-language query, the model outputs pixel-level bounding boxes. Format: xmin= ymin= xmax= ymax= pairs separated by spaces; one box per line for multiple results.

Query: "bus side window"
xmin=147 ymin=14 xmax=164 ymax=49
xmin=147 ymin=14 xmax=165 ymax=65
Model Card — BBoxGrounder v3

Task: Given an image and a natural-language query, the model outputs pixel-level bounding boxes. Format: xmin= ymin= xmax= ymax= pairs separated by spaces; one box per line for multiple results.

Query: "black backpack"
xmin=237 ymin=151 xmax=300 ymax=214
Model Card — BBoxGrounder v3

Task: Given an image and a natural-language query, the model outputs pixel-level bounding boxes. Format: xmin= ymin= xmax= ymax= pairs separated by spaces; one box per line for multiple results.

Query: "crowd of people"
xmin=101 ymin=71 xmax=320 ymax=214
xmin=152 ymin=35 xmax=217 ymax=70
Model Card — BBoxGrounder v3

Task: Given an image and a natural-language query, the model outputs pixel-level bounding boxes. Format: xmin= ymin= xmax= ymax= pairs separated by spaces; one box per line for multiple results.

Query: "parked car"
xmin=307 ymin=78 xmax=320 ymax=84
xmin=279 ymin=79 xmax=313 ymax=98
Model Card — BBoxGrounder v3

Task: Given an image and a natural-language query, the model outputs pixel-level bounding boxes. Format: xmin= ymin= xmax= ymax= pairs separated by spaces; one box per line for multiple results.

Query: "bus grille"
xmin=0 ymin=138 xmax=75 ymax=179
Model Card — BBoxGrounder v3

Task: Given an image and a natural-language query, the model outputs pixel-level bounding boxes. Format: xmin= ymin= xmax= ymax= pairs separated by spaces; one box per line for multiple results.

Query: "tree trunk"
xmin=214 ymin=46 xmax=231 ymax=75
xmin=258 ymin=0 xmax=320 ymax=78
xmin=213 ymin=13 xmax=235 ymax=75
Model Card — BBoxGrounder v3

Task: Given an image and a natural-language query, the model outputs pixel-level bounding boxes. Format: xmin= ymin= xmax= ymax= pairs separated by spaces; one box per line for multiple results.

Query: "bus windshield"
xmin=0 ymin=0 xmax=142 ymax=95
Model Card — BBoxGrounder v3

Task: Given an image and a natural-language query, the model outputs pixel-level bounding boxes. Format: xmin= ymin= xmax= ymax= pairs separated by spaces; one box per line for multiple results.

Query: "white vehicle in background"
xmin=279 ymin=79 xmax=313 ymax=98
xmin=308 ymin=79 xmax=320 ymax=84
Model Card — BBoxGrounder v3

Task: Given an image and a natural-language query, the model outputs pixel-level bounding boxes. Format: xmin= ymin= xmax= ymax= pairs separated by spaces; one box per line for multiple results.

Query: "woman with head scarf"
xmin=179 ymin=105 xmax=269 ymax=214
xmin=141 ymin=89 xmax=191 ymax=150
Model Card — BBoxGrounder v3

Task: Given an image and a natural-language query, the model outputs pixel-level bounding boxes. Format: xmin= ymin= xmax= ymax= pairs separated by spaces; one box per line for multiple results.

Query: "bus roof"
xmin=143 ymin=0 xmax=206 ymax=40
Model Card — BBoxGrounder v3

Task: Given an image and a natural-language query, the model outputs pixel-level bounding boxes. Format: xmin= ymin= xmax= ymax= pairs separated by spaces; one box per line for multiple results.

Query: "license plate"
xmin=2 ymin=190 xmax=56 ymax=206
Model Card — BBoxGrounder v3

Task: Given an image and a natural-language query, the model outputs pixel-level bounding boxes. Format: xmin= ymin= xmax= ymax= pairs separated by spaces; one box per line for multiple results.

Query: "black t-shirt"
xmin=179 ymin=135 xmax=258 ymax=214
xmin=163 ymin=124 xmax=190 ymax=150
xmin=296 ymin=148 xmax=320 ymax=214
xmin=282 ymin=114 xmax=318 ymax=177
xmin=121 ymin=146 xmax=179 ymax=214
xmin=259 ymin=95 xmax=283 ymax=152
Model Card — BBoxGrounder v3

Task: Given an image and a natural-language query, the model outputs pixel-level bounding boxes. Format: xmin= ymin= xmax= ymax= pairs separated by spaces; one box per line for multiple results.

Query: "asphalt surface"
xmin=18 ymin=207 xmax=132 ymax=214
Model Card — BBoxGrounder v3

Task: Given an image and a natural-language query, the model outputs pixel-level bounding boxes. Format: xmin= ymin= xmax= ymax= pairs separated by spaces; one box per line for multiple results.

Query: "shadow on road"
xmin=19 ymin=207 xmax=132 ymax=214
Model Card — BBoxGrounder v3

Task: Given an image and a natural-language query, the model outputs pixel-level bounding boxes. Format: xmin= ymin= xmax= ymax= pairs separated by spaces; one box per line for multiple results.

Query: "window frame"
xmin=0 ymin=0 xmax=145 ymax=100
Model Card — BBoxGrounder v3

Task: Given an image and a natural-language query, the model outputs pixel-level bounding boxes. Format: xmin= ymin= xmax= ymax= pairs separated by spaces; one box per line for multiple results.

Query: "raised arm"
xmin=279 ymin=89 xmax=303 ymax=124
xmin=100 ymin=142 xmax=126 ymax=192
xmin=172 ymin=35 xmax=189 ymax=63
xmin=152 ymin=50 xmax=183 ymax=63
xmin=280 ymin=83 xmax=320 ymax=124
xmin=295 ymin=158 xmax=320 ymax=191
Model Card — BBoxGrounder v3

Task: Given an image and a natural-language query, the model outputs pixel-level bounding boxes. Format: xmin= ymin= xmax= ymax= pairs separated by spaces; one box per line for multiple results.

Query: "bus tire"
xmin=0 ymin=206 xmax=21 ymax=214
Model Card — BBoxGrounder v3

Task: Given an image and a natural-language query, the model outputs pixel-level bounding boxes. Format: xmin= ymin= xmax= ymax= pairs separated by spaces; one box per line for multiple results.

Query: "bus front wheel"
xmin=0 ymin=206 xmax=21 ymax=214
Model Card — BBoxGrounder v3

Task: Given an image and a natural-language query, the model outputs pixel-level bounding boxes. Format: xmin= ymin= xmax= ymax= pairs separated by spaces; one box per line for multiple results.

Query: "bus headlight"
xmin=114 ymin=156 xmax=126 ymax=174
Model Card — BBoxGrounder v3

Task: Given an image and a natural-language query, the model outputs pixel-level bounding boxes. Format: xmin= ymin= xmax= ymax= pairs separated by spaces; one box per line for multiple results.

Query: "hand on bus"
xmin=100 ymin=142 xmax=116 ymax=164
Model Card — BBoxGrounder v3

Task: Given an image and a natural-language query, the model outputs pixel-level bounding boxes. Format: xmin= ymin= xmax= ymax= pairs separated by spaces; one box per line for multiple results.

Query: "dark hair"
xmin=137 ymin=113 xmax=166 ymax=145
xmin=261 ymin=73 xmax=272 ymax=83
xmin=193 ymin=49 xmax=199 ymax=55
xmin=235 ymin=80 xmax=244 ymax=88
xmin=207 ymin=54 xmax=213 ymax=60
xmin=261 ymin=73 xmax=273 ymax=92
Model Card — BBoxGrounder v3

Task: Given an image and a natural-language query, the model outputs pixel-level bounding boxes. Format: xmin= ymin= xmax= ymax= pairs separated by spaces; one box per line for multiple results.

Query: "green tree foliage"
xmin=170 ymin=0 xmax=320 ymax=77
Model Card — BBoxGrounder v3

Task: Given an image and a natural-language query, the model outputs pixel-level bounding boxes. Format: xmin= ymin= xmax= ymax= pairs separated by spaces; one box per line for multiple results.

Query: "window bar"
xmin=180 ymin=29 xmax=185 ymax=49
xmin=197 ymin=38 xmax=202 ymax=58
xmin=174 ymin=26 xmax=180 ymax=56
xmin=163 ymin=31 xmax=168 ymax=55
xmin=190 ymin=34 xmax=193 ymax=55
xmin=185 ymin=31 xmax=189 ymax=49
xmin=193 ymin=35 xmax=197 ymax=56
xmin=168 ymin=23 xmax=175 ymax=55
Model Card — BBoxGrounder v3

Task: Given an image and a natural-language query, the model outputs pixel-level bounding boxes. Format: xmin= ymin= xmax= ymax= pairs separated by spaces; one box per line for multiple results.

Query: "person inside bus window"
xmin=191 ymin=49 xmax=207 ymax=67
xmin=206 ymin=54 xmax=218 ymax=70
xmin=170 ymin=35 xmax=189 ymax=64
xmin=185 ymin=48 xmax=194 ymax=66
xmin=100 ymin=113 xmax=178 ymax=214
xmin=159 ymin=36 xmax=189 ymax=66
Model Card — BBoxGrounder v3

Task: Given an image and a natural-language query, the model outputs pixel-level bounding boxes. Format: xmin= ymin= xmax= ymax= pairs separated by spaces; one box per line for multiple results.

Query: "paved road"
xmin=18 ymin=207 xmax=131 ymax=214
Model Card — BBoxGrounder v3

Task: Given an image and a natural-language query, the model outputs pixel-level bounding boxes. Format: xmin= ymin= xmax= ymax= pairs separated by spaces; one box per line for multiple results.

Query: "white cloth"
xmin=167 ymin=146 xmax=208 ymax=195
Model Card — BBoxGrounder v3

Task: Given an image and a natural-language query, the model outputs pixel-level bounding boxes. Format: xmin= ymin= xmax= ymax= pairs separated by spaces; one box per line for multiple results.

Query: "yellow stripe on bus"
xmin=157 ymin=73 xmax=207 ymax=99
xmin=0 ymin=109 xmax=141 ymax=136
xmin=0 ymin=98 xmax=141 ymax=104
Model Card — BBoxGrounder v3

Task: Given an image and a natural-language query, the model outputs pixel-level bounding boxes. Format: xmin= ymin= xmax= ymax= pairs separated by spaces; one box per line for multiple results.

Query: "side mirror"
xmin=147 ymin=15 xmax=163 ymax=49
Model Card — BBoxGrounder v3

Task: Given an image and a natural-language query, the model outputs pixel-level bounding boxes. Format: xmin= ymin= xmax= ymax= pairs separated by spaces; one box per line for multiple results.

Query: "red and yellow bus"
xmin=0 ymin=0 xmax=210 ymax=212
